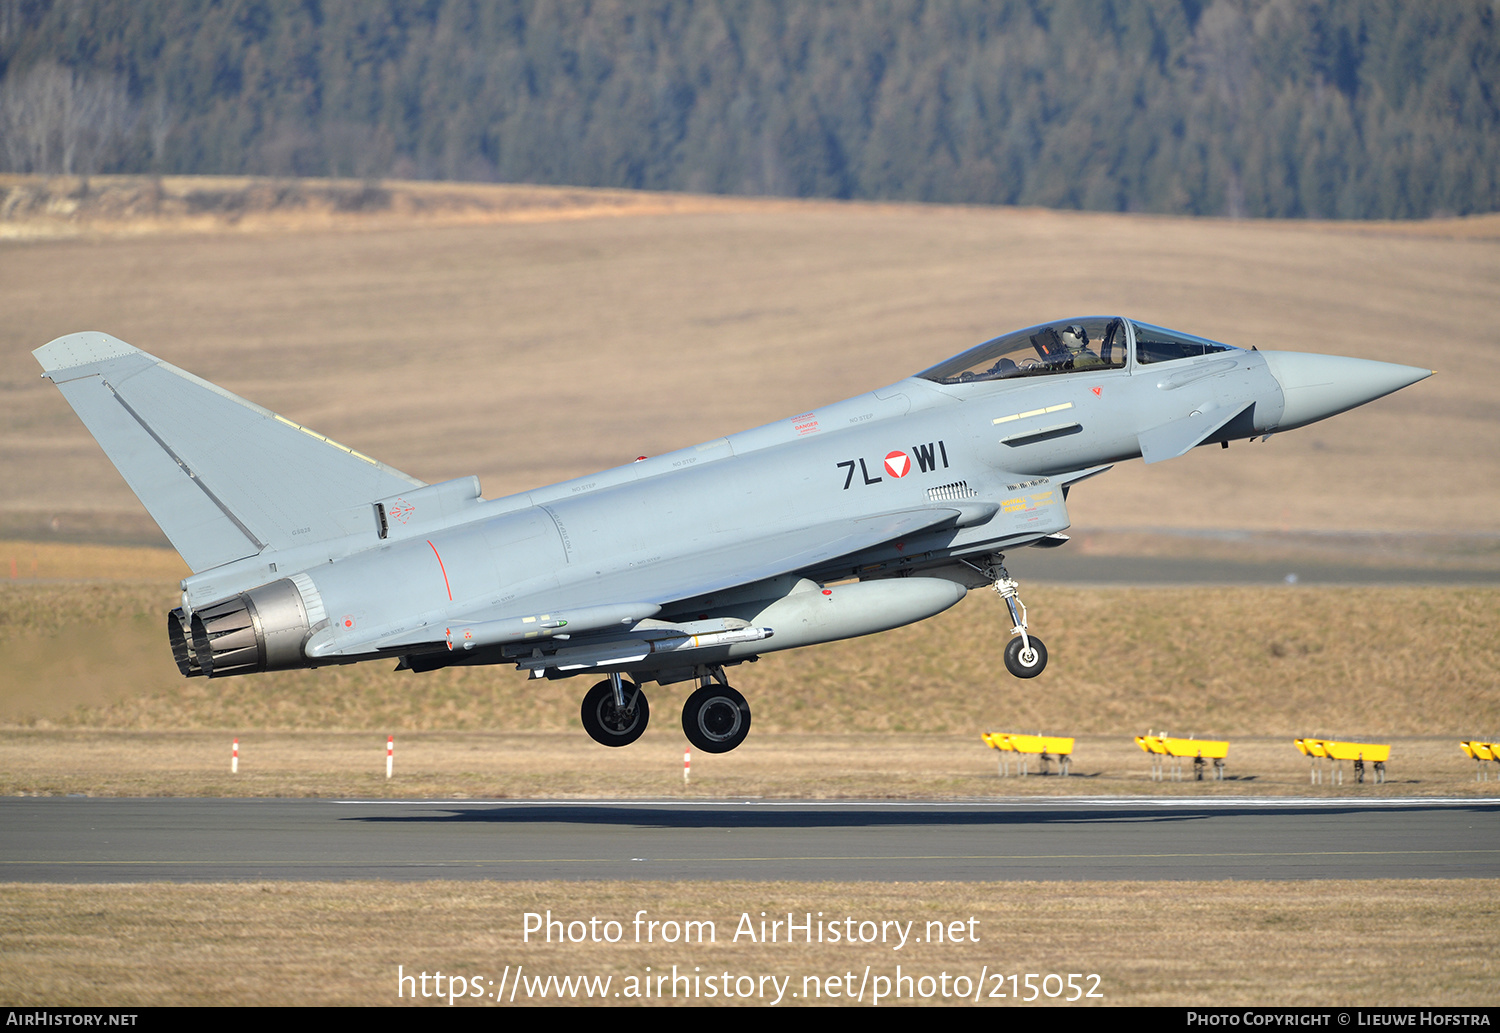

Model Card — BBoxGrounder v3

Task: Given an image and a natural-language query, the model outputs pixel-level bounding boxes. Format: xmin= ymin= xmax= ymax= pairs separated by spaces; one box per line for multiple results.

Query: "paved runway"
xmin=3 ymin=797 xmax=1496 ymax=882
xmin=1005 ymin=553 xmax=1500 ymax=585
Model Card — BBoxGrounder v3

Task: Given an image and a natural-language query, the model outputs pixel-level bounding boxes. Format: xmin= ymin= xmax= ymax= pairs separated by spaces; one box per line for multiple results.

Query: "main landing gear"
xmin=681 ymin=669 xmax=752 ymax=754
xmin=580 ymin=672 xmax=649 ymax=747
xmin=578 ymin=667 xmax=755 ymax=753
xmin=988 ymin=557 xmax=1048 ymax=678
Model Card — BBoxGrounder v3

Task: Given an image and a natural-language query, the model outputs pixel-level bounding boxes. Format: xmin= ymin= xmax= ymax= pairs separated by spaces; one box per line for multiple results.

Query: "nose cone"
xmin=1259 ymin=351 xmax=1432 ymax=432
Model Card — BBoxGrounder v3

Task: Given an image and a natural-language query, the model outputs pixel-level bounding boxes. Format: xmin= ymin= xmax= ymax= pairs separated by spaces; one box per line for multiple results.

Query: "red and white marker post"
xmin=232 ymin=737 xmax=239 ymax=774
xmin=684 ymin=747 xmax=691 ymax=784
xmin=386 ymin=735 xmax=394 ymax=780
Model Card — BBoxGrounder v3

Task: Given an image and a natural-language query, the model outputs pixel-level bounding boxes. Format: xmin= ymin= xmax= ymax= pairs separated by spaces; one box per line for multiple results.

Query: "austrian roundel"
xmin=884 ymin=450 xmax=910 ymax=478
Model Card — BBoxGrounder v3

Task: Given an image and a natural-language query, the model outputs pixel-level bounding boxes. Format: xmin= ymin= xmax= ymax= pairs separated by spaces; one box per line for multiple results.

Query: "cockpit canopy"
xmin=917 ymin=317 xmax=1241 ymax=385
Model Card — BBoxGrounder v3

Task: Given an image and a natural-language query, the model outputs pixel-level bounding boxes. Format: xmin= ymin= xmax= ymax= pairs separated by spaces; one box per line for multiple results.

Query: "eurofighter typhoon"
xmin=35 ymin=319 xmax=1429 ymax=753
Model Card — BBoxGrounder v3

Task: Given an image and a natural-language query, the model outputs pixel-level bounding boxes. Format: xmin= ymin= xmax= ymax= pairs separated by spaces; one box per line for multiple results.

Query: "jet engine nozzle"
xmin=167 ymin=607 xmax=203 ymax=677
xmin=1259 ymin=351 xmax=1431 ymax=433
xmin=186 ymin=578 xmax=321 ymax=678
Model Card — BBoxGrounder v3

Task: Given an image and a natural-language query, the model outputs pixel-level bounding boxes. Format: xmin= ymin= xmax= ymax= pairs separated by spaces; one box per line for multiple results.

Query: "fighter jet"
xmin=34 ymin=318 xmax=1429 ymax=753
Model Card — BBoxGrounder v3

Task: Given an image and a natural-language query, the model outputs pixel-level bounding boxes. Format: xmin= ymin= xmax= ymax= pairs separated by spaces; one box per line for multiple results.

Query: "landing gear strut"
xmin=681 ymin=668 xmax=752 ymax=754
xmin=580 ymin=672 xmax=649 ymax=747
xmin=988 ymin=557 xmax=1048 ymax=678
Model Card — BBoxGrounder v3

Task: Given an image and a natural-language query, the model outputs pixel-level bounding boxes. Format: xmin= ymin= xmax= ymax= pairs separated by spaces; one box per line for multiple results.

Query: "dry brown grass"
xmin=0 ymin=540 xmax=187 ymax=582
xmin=2 ymin=176 xmax=1496 ymax=539
xmin=3 ymin=559 xmax=1494 ymax=742
xmin=1 ymin=879 xmax=1493 ymax=1006
xmin=3 ymin=185 xmax=1494 ymax=1010
xmin=1 ymin=545 xmax=1494 ymax=798
xmin=0 ymin=730 xmax=1492 ymax=800
xmin=0 ymin=173 xmax=758 ymax=241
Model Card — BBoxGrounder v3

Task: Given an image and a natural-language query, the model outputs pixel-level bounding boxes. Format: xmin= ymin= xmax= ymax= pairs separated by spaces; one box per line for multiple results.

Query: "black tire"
xmin=681 ymin=683 xmax=752 ymax=754
xmin=580 ymin=679 xmax=649 ymax=747
xmin=1003 ymin=635 xmax=1048 ymax=678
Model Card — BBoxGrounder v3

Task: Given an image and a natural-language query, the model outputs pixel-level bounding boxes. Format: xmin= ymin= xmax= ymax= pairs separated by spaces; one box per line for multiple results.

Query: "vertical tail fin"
xmin=35 ymin=332 xmax=424 ymax=572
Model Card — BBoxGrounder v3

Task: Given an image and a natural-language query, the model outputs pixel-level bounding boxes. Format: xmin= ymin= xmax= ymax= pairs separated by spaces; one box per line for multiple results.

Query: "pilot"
xmin=1060 ymin=324 xmax=1103 ymax=369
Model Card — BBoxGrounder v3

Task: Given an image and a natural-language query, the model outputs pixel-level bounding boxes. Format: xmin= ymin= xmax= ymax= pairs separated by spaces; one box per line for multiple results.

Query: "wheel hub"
xmin=597 ymin=699 xmax=640 ymax=735
xmin=681 ymin=682 xmax=751 ymax=753
xmin=697 ymin=697 xmax=742 ymax=741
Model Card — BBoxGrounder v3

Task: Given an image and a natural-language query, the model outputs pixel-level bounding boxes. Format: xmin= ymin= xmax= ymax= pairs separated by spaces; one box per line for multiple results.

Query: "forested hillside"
xmin=0 ymin=0 xmax=1495 ymax=219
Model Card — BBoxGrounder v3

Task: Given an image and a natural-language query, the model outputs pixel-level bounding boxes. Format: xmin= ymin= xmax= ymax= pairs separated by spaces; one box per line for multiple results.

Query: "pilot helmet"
xmin=1060 ymin=324 xmax=1090 ymax=351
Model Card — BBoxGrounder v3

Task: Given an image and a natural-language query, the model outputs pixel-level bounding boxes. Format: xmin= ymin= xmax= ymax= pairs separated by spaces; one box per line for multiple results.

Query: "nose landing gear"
xmin=1004 ymin=634 xmax=1048 ymax=678
xmin=987 ymin=557 xmax=1048 ymax=678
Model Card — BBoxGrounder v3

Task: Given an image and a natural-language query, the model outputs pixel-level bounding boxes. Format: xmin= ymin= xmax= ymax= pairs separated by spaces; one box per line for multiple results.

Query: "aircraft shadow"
xmin=343 ymin=802 xmax=1498 ymax=831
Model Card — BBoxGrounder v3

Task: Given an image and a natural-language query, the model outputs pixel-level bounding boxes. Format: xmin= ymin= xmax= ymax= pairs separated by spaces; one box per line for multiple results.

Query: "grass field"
xmin=2 ymin=541 xmax=1495 ymax=799
xmin=3 ymin=175 xmax=1498 ymax=539
xmin=2 ymin=178 xmax=1496 ymax=1008
xmin=3 ymin=731 xmax=1492 ymax=800
xmin=3 ymin=543 xmax=1497 ymax=743
xmin=2 ymin=880 xmax=1494 ymax=1006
